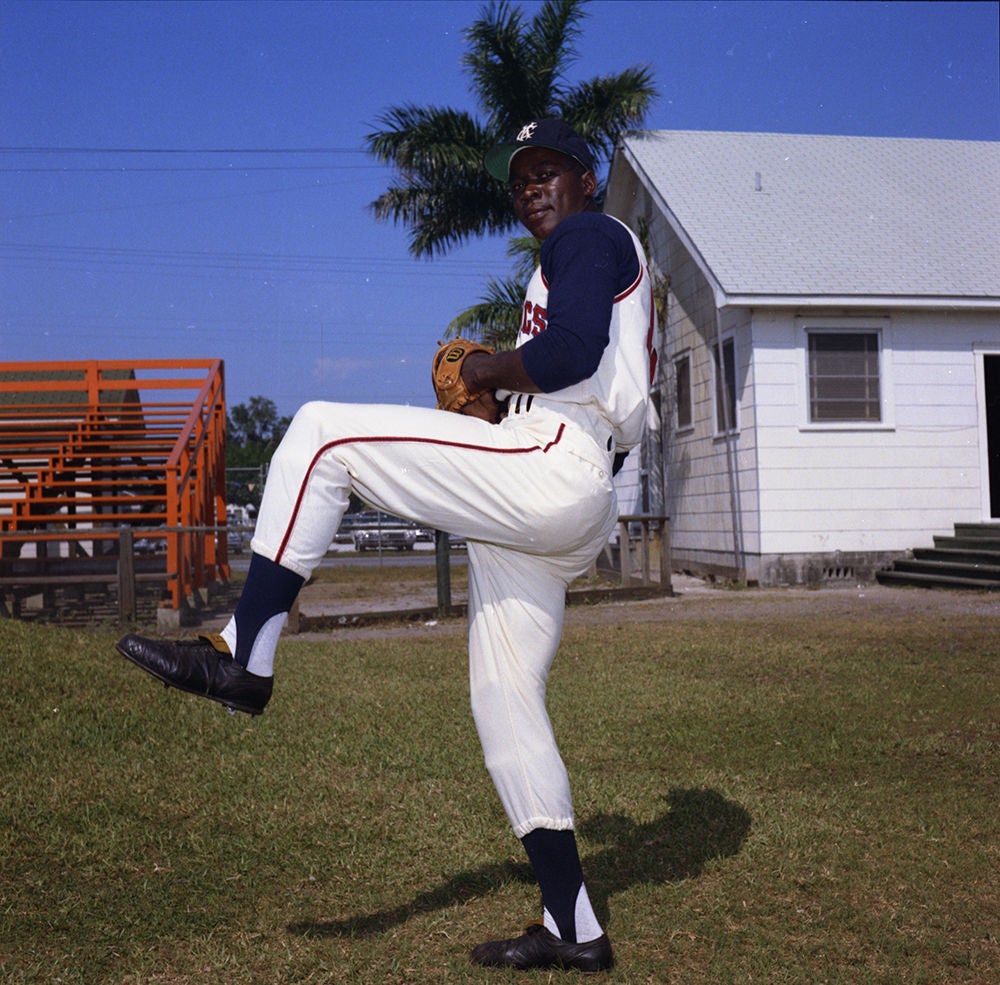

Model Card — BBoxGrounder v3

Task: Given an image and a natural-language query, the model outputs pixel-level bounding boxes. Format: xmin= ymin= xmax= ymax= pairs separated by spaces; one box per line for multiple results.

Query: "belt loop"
xmin=514 ymin=394 xmax=522 ymax=414
xmin=525 ymin=394 xmax=534 ymax=413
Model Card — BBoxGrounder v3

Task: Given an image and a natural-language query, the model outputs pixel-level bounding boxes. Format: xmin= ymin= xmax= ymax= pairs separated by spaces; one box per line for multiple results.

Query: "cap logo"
xmin=516 ymin=122 xmax=538 ymax=142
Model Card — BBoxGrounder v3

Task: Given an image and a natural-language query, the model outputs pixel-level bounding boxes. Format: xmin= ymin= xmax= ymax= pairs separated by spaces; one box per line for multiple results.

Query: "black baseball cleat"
xmin=470 ymin=922 xmax=614 ymax=973
xmin=115 ymin=632 xmax=272 ymax=716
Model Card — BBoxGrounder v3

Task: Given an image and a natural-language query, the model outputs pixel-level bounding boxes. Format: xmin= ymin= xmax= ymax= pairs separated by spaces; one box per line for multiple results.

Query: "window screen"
xmin=808 ymin=331 xmax=881 ymax=422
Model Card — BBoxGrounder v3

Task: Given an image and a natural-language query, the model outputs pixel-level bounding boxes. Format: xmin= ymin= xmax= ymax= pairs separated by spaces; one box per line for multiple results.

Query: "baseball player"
xmin=117 ymin=117 xmax=654 ymax=973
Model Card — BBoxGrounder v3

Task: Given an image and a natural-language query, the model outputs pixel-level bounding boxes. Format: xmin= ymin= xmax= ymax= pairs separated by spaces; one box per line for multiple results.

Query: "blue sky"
xmin=2 ymin=0 xmax=998 ymax=418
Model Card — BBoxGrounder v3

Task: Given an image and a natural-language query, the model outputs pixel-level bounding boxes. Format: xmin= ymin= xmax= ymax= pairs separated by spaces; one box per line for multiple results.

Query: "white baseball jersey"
xmin=511 ymin=214 xmax=655 ymax=453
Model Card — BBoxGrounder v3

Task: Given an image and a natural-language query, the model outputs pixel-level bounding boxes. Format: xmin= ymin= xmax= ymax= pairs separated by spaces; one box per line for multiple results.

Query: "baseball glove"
xmin=431 ymin=338 xmax=495 ymax=413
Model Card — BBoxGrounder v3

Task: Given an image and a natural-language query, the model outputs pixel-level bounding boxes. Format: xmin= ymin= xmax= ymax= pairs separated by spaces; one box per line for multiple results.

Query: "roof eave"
xmin=612 ymin=141 xmax=730 ymax=304
xmin=719 ymin=294 xmax=1000 ymax=312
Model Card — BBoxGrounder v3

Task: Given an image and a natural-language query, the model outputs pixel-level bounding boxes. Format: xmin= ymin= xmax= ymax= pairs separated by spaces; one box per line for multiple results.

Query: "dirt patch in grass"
xmin=284 ymin=572 xmax=999 ymax=641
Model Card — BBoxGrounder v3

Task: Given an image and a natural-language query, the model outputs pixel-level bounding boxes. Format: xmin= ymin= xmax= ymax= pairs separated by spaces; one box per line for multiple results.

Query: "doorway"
xmin=985 ymin=354 xmax=1000 ymax=518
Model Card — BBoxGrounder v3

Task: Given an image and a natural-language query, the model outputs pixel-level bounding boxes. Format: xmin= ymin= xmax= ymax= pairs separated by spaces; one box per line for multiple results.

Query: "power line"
xmin=0 ymin=146 xmax=378 ymax=171
xmin=0 ymin=241 xmax=493 ymax=266
xmin=0 ymin=146 xmax=367 ymax=154
xmin=3 ymin=165 xmax=377 ymax=173
xmin=0 ymin=242 xmax=499 ymax=279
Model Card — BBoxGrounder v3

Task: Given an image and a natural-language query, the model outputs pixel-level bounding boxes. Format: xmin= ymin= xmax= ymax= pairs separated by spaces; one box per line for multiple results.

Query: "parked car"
xmin=436 ymin=530 xmax=467 ymax=549
xmin=349 ymin=511 xmax=418 ymax=552
xmin=226 ymin=504 xmax=254 ymax=554
xmin=353 ymin=526 xmax=418 ymax=552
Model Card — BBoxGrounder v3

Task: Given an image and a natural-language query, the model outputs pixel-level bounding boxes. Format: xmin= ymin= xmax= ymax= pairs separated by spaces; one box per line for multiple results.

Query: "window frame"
xmin=673 ymin=350 xmax=694 ymax=433
xmin=711 ymin=334 xmax=739 ymax=436
xmin=796 ymin=318 xmax=895 ymax=431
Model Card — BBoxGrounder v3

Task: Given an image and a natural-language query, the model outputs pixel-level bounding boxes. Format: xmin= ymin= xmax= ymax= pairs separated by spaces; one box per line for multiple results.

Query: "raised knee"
xmin=291 ymin=401 xmax=330 ymax=427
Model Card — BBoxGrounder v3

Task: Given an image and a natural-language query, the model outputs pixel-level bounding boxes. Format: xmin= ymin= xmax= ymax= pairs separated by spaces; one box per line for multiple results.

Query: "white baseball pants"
xmin=250 ymin=400 xmax=618 ymax=837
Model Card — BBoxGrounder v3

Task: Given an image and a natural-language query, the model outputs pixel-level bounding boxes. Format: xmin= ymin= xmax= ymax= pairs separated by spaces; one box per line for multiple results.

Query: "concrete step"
xmin=913 ymin=547 xmax=1000 ymax=566
xmin=954 ymin=522 xmax=1000 ymax=539
xmin=875 ymin=569 xmax=1000 ymax=592
xmin=932 ymin=535 xmax=1000 ymax=553
xmin=876 ymin=569 xmax=1000 ymax=592
xmin=892 ymin=557 xmax=1000 ymax=582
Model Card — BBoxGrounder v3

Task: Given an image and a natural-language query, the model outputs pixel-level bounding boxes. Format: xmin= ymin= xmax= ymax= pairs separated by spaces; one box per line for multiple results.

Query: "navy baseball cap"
xmin=484 ymin=118 xmax=595 ymax=182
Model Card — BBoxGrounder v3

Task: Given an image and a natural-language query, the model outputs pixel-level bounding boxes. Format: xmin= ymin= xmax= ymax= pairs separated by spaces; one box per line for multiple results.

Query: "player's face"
xmin=509 ymin=147 xmax=597 ymax=241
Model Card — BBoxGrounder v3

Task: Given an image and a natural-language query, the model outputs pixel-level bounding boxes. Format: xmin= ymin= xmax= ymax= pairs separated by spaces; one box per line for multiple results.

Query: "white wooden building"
xmin=605 ymin=130 xmax=1000 ymax=585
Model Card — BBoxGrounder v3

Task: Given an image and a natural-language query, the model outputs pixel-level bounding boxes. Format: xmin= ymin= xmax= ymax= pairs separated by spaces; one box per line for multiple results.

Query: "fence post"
xmin=619 ymin=520 xmax=632 ymax=587
xmin=435 ymin=530 xmax=452 ymax=615
xmin=117 ymin=527 xmax=137 ymax=624
xmin=640 ymin=521 xmax=651 ymax=585
xmin=658 ymin=517 xmax=671 ymax=589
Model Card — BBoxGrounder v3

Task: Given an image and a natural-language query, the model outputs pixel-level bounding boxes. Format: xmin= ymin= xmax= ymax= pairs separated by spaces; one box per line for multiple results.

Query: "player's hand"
xmin=458 ymin=389 xmax=504 ymax=424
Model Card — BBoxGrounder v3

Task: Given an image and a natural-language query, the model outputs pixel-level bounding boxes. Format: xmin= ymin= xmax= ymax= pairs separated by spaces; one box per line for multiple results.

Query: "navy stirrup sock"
xmin=231 ymin=553 xmax=304 ymax=668
xmin=521 ymin=828 xmax=585 ymax=943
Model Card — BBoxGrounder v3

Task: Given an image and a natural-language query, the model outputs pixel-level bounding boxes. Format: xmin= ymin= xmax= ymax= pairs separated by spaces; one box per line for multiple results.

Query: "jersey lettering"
xmin=520 ymin=300 xmax=548 ymax=338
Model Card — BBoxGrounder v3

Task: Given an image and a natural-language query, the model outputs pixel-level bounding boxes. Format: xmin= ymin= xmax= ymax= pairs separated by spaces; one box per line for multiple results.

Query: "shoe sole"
xmin=115 ymin=643 xmax=265 ymax=717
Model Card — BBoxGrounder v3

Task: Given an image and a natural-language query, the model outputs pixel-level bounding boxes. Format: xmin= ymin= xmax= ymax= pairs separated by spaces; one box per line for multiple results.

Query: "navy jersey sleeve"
xmin=520 ymin=212 xmax=641 ymax=393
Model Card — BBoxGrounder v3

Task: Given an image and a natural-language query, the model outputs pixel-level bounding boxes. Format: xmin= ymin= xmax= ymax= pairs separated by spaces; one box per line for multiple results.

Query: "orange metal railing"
xmin=0 ymin=359 xmax=229 ymax=614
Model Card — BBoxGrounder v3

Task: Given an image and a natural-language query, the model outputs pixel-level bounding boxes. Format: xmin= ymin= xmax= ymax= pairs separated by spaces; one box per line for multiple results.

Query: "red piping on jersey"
xmin=614 ymin=262 xmax=644 ymax=304
xmin=274 ymin=423 xmax=567 ymax=564
xmin=642 ymin=265 xmax=658 ymax=384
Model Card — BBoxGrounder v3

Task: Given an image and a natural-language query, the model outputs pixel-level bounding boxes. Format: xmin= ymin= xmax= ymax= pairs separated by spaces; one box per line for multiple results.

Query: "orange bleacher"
xmin=0 ymin=359 xmax=229 ymax=623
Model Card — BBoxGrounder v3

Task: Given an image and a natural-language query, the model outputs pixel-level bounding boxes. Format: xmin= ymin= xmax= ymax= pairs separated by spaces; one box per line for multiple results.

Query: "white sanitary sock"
xmin=542 ymin=884 xmax=603 ymax=942
xmin=220 ymin=612 xmax=286 ymax=677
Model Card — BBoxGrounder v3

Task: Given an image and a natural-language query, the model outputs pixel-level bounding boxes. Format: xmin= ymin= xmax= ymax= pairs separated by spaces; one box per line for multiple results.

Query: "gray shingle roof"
xmin=616 ymin=130 xmax=1000 ymax=302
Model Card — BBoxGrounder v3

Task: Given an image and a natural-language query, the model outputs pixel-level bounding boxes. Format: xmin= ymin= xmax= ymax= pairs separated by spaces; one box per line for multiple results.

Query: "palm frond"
xmin=523 ymin=0 xmax=588 ymax=105
xmin=505 ymin=235 xmax=542 ymax=282
xmin=464 ymin=2 xmax=537 ymax=127
xmin=446 ymin=275 xmax=527 ymax=349
xmin=370 ymin=168 xmax=518 ymax=257
xmin=558 ymin=66 xmax=658 ymax=158
xmin=462 ymin=0 xmax=591 ymax=130
xmin=365 ymin=106 xmax=487 ymax=172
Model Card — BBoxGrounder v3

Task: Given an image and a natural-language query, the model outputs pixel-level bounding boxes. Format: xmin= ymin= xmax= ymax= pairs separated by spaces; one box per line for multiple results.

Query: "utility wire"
xmin=0 ymin=146 xmax=378 ymax=171
xmin=0 ymin=242 xmax=497 ymax=279
xmin=0 ymin=146 xmax=367 ymax=154
xmin=3 ymin=165 xmax=377 ymax=172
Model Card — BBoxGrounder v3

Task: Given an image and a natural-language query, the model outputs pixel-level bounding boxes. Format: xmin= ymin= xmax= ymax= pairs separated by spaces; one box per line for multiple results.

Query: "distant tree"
xmin=225 ymin=397 xmax=291 ymax=509
xmin=227 ymin=396 xmax=290 ymax=448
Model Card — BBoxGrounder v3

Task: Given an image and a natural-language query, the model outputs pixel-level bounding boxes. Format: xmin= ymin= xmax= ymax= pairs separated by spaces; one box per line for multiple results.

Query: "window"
xmin=807 ymin=331 xmax=881 ymax=422
xmin=712 ymin=337 xmax=737 ymax=433
xmin=673 ymin=352 xmax=692 ymax=430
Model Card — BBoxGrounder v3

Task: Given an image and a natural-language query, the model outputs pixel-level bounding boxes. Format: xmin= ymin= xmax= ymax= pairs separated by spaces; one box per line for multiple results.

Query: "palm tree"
xmin=365 ymin=0 xmax=656 ymax=260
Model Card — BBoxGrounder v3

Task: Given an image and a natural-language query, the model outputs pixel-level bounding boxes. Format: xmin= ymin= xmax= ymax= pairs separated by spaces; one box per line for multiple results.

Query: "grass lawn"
xmin=1 ymin=587 xmax=998 ymax=983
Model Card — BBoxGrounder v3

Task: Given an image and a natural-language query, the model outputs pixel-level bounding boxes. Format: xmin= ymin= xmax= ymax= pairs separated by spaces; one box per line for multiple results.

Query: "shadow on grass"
xmin=287 ymin=787 xmax=750 ymax=939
